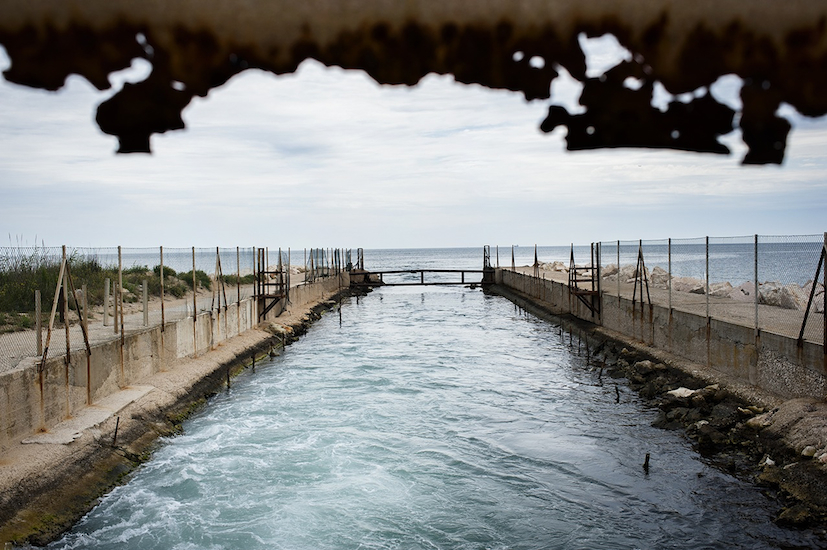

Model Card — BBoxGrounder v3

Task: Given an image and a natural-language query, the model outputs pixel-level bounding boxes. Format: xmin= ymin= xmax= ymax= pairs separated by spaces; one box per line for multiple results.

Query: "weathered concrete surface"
xmin=496 ymin=268 xmax=826 ymax=401
xmin=0 ymin=274 xmax=349 ymax=546
xmin=2 ymin=0 xmax=826 ymax=162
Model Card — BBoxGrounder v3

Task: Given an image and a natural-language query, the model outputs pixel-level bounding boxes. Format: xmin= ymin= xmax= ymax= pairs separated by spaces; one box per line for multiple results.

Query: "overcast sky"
xmin=1 ymin=35 xmax=825 ymax=250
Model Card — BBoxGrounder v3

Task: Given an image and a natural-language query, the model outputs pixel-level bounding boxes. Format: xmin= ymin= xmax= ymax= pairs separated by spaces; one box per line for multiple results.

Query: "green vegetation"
xmin=0 ymin=311 xmax=34 ymax=334
xmin=0 ymin=249 xmax=249 ymax=332
xmin=178 ymin=269 xmax=212 ymax=291
xmin=224 ymin=273 xmax=256 ymax=285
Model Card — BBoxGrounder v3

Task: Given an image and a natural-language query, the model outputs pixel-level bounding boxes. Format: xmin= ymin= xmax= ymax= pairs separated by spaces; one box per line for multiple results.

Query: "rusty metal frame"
xmin=797 ymin=233 xmax=827 ymax=353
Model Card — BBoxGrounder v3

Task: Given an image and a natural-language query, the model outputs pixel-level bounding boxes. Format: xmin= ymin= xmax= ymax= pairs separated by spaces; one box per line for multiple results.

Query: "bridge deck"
xmin=350 ymin=269 xmax=486 ymax=287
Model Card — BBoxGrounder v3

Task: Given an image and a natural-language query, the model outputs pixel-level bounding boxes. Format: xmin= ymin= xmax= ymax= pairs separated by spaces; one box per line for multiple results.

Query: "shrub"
xmin=224 ymin=273 xmax=255 ymax=285
xmin=153 ymin=264 xmax=177 ymax=278
xmin=178 ymin=270 xmax=212 ymax=291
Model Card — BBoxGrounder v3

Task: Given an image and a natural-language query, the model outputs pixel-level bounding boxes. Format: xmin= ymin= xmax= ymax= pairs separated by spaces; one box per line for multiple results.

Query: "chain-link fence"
xmin=594 ymin=234 xmax=825 ymax=344
xmin=500 ymin=234 xmax=824 ymax=345
xmin=0 ymin=245 xmax=347 ymax=374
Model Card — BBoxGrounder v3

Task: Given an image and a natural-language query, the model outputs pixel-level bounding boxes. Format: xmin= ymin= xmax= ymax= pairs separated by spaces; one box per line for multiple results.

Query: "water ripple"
xmin=44 ymin=287 xmax=826 ymax=550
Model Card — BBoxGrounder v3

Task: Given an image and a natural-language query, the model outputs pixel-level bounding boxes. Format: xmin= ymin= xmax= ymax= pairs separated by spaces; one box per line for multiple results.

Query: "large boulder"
xmin=618 ymin=264 xmax=646 ymax=283
xmin=672 ymin=276 xmax=705 ymax=294
xmin=709 ymin=281 xmax=733 ymax=297
xmin=601 ymin=264 xmax=619 ymax=278
xmin=760 ymin=282 xmax=807 ymax=310
xmin=650 ymin=266 xmax=670 ymax=288
xmin=801 ymin=281 xmax=825 ymax=313
xmin=540 ymin=261 xmax=568 ymax=272
xmin=727 ymin=281 xmax=756 ymax=302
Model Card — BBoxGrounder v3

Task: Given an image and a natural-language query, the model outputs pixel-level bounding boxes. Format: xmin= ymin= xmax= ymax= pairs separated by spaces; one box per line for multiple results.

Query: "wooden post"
xmin=112 ymin=279 xmax=118 ymax=334
xmin=103 ymin=278 xmax=110 ymax=327
xmin=82 ymin=284 xmax=88 ymax=333
xmin=823 ymin=232 xmax=826 ymax=353
xmin=36 ymin=290 xmax=42 ymax=356
xmin=142 ymin=279 xmax=149 ymax=327
xmin=63 ymin=246 xmax=70 ymax=367
xmin=192 ymin=247 xmax=197 ymax=356
xmin=118 ymin=246 xmax=125 ymax=386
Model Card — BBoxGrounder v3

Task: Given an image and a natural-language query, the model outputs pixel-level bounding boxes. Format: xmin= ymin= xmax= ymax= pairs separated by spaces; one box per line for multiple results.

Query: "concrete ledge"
xmin=0 ymin=274 xmax=351 ymax=546
xmin=495 ymin=268 xmax=826 ymax=401
xmin=0 ymin=273 xmax=349 ymax=453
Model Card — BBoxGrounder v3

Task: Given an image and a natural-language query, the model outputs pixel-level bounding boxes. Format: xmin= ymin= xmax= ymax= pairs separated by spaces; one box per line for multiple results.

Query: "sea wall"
xmin=0 ymin=274 xmax=349 ymax=453
xmin=494 ymin=268 xmax=826 ymax=400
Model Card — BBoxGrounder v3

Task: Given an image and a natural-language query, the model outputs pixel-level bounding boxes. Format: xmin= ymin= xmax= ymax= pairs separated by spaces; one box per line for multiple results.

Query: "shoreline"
xmin=0 ymin=288 xmax=354 ymax=546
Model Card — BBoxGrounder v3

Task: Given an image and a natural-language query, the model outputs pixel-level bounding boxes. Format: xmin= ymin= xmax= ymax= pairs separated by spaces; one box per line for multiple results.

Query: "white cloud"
xmin=0 ymin=49 xmax=826 ymax=249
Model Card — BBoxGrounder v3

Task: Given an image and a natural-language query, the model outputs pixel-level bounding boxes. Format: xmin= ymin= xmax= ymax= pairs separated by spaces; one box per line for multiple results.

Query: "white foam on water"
xmin=44 ymin=277 xmax=825 ymax=550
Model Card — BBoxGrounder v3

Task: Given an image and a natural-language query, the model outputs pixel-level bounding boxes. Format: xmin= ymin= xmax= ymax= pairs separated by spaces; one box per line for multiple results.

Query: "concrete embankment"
xmin=0 ymin=273 xmax=351 ymax=546
xmin=494 ymin=268 xmax=825 ymax=401
xmin=491 ymin=270 xmax=827 ymax=528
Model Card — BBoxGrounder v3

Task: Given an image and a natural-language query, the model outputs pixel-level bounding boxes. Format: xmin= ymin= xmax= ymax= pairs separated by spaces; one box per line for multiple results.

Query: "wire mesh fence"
xmin=502 ymin=234 xmax=825 ymax=346
xmin=0 ymin=245 xmax=347 ymax=374
xmin=595 ymin=234 xmax=825 ymax=343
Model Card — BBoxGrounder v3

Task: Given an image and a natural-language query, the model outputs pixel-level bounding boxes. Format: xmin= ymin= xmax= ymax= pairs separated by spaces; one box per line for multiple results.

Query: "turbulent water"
xmin=41 ymin=282 xmax=826 ymax=550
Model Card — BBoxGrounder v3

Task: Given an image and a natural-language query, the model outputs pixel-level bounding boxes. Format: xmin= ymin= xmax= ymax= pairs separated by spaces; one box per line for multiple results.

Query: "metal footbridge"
xmin=350 ymin=269 xmax=488 ymax=288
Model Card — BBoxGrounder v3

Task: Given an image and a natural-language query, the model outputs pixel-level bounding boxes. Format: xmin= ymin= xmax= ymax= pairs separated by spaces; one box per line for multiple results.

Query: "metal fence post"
xmin=705 ymin=236 xmax=710 ymax=321
xmin=668 ymin=238 xmax=672 ymax=312
xmin=192 ymin=246 xmax=197 ymax=356
xmin=596 ymin=242 xmax=602 ymax=321
xmin=236 ymin=246 xmax=241 ymax=334
xmin=160 ymin=246 xmax=165 ymax=330
xmin=63 ymin=245 xmax=70 ymax=366
xmin=754 ymin=235 xmax=759 ymax=339
xmin=118 ymin=245 xmax=124 ymax=386
xmin=617 ymin=239 xmax=621 ymax=300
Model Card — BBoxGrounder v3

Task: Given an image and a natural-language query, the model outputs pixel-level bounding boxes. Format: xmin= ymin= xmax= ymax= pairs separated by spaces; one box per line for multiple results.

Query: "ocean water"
xmin=9 ymin=239 xmax=817 ymax=287
xmin=365 ymin=240 xmax=822 ymax=286
xmin=41 ymin=271 xmax=825 ymax=549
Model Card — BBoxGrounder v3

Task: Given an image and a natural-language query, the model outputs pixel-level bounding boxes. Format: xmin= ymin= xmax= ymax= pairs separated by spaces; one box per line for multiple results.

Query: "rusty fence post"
xmin=160 ymin=246 xmax=165 ymax=331
xmin=754 ymin=235 xmax=759 ymax=340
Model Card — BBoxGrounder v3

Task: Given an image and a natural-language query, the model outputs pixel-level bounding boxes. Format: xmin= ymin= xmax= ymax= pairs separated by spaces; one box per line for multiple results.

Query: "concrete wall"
xmin=0 ymin=274 xmax=349 ymax=453
xmin=497 ymin=268 xmax=827 ymax=401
